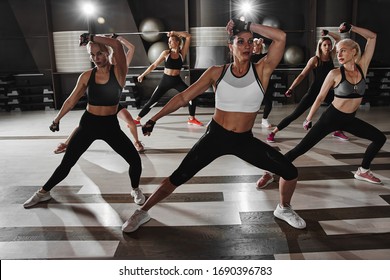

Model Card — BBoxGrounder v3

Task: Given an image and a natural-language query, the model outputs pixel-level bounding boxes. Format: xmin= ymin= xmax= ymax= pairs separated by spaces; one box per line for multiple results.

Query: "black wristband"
xmin=90 ymin=34 xmax=95 ymax=42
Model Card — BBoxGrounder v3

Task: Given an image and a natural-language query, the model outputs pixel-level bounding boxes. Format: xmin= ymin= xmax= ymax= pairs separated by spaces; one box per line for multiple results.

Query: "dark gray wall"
xmin=1 ymin=0 xmax=389 ymax=76
xmin=1 ymin=0 xmax=389 ymax=90
xmin=0 ymin=0 xmax=50 ymax=74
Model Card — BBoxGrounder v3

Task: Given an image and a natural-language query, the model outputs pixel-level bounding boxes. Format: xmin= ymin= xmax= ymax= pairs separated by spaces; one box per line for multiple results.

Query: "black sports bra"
xmin=165 ymin=53 xmax=183 ymax=70
xmin=334 ymin=65 xmax=366 ymax=99
xmin=86 ymin=66 xmax=122 ymax=106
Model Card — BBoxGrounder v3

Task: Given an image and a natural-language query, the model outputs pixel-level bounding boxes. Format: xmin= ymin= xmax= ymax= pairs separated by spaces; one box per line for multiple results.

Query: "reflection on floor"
xmin=0 ymin=105 xmax=389 ymax=260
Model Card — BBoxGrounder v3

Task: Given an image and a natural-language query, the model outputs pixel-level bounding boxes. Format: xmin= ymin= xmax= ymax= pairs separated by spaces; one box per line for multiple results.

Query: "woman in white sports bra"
xmin=121 ymin=19 xmax=307 ymax=233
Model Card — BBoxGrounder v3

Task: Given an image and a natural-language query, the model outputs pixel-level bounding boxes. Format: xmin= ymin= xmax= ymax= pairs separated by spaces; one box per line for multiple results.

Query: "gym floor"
xmin=0 ymin=104 xmax=389 ymax=260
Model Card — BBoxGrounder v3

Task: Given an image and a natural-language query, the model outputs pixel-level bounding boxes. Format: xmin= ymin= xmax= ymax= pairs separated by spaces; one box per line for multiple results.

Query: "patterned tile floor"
xmin=0 ymin=105 xmax=389 ymax=260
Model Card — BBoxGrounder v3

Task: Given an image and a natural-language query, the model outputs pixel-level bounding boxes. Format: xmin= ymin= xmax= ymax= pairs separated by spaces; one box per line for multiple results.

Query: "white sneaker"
xmin=261 ymin=118 xmax=272 ymax=128
xmin=23 ymin=191 xmax=52 ymax=208
xmin=131 ymin=188 xmax=145 ymax=205
xmin=273 ymin=204 xmax=306 ymax=229
xmin=122 ymin=209 xmax=151 ymax=233
xmin=134 ymin=141 xmax=145 ymax=153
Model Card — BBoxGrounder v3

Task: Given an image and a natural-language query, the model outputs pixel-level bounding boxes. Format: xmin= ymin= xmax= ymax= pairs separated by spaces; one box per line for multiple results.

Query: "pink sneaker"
xmin=332 ymin=131 xmax=349 ymax=141
xmin=266 ymin=132 xmax=275 ymax=143
xmin=354 ymin=168 xmax=382 ymax=184
xmin=256 ymin=172 xmax=274 ymax=189
xmin=187 ymin=117 xmax=204 ymax=126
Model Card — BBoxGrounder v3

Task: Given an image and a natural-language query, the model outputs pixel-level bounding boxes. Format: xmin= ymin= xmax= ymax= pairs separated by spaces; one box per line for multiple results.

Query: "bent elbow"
xmin=278 ymin=32 xmax=286 ymax=43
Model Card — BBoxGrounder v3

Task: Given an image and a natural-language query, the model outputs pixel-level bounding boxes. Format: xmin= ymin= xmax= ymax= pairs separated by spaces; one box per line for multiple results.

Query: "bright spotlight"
xmin=233 ymin=0 xmax=261 ymax=21
xmin=240 ymin=2 xmax=252 ymax=15
xmin=82 ymin=2 xmax=95 ymax=17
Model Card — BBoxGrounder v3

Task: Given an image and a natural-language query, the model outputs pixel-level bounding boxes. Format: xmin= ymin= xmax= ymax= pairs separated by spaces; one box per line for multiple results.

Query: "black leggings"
xmin=138 ymin=74 xmax=197 ymax=118
xmin=43 ymin=111 xmax=142 ymax=191
xmin=285 ymin=104 xmax=387 ymax=169
xmin=262 ymin=94 xmax=272 ymax=119
xmin=277 ymin=86 xmax=320 ymax=131
xmin=169 ymin=119 xmax=297 ymax=186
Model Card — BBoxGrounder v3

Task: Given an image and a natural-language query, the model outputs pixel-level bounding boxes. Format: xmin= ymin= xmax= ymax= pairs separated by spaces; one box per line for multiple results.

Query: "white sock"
xmin=360 ymin=167 xmax=369 ymax=173
xmin=279 ymin=203 xmax=291 ymax=209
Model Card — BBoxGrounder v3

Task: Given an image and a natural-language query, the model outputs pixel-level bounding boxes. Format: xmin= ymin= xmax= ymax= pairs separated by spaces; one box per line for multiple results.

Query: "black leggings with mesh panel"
xmin=285 ymin=104 xmax=386 ymax=169
xmin=169 ymin=118 xmax=298 ymax=187
xmin=43 ymin=110 xmax=142 ymax=191
xmin=138 ymin=74 xmax=197 ymax=118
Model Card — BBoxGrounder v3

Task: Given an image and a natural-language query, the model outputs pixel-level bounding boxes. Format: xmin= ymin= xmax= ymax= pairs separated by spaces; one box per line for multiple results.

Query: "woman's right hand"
xmin=50 ymin=121 xmax=60 ymax=132
xmin=321 ymin=29 xmax=329 ymax=36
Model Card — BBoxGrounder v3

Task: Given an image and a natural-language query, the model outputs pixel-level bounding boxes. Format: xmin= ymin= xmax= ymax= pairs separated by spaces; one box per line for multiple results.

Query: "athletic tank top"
xmin=215 ymin=63 xmax=265 ymax=113
xmin=87 ymin=66 xmax=122 ymax=106
xmin=313 ymin=56 xmax=334 ymax=86
xmin=334 ymin=65 xmax=366 ymax=99
xmin=165 ymin=53 xmax=183 ymax=70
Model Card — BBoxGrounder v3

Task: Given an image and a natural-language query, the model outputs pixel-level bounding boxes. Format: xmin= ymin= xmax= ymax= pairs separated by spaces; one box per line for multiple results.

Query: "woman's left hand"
xmin=303 ymin=119 xmax=312 ymax=130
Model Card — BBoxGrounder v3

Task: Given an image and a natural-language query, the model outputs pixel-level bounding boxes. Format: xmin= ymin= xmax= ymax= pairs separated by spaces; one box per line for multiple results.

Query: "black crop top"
xmin=86 ymin=66 xmax=122 ymax=106
xmin=165 ymin=53 xmax=183 ymax=70
xmin=334 ymin=65 xmax=366 ymax=99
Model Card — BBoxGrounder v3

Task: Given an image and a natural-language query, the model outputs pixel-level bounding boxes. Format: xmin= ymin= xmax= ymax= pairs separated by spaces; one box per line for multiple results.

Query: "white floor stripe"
xmin=0 ymin=241 xmax=119 ymax=259
xmin=320 ymin=218 xmax=390 ymax=235
xmin=0 ymin=202 xmax=242 ymax=227
xmin=275 ymin=249 xmax=390 ymax=260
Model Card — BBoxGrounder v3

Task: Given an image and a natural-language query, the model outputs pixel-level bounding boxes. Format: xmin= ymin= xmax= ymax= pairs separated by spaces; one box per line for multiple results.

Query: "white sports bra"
xmin=215 ymin=63 xmax=265 ymax=113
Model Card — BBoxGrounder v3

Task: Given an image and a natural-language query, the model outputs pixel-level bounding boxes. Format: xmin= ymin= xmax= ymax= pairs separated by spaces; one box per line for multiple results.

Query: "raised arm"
xmin=116 ymin=35 xmax=135 ymax=67
xmin=322 ymin=29 xmax=341 ymax=45
xmin=323 ymin=29 xmax=341 ymax=57
xmin=169 ymin=31 xmax=191 ymax=59
xmin=249 ymin=22 xmax=286 ymax=72
xmin=90 ymin=35 xmax=127 ymax=87
xmin=343 ymin=24 xmax=377 ymax=74
xmin=328 ymin=30 xmax=341 ymax=43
